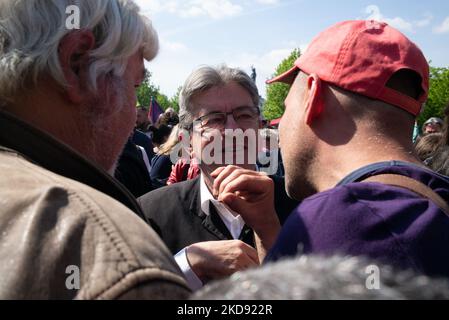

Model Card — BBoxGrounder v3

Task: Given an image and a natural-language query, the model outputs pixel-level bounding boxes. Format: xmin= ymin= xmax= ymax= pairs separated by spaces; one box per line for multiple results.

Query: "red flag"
xmin=149 ymin=97 xmax=164 ymax=125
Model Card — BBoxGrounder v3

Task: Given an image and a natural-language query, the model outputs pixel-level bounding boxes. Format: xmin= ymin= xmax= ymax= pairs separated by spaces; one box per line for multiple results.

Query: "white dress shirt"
xmin=175 ymin=174 xmax=246 ymax=291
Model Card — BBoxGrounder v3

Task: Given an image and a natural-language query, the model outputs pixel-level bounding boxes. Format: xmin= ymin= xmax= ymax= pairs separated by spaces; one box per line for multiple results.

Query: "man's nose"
xmin=224 ymin=114 xmax=239 ymax=130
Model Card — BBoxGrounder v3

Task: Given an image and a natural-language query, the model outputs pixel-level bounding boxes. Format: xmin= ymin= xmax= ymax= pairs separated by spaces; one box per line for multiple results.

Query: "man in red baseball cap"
xmin=213 ymin=20 xmax=449 ymax=277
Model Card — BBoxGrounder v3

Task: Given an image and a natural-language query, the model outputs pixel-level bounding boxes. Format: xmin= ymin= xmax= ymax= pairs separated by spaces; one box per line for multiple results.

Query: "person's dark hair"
xmin=149 ymin=124 xmax=172 ymax=147
xmin=427 ymin=145 xmax=449 ymax=177
xmin=157 ymin=111 xmax=179 ymax=128
xmin=138 ymin=106 xmax=148 ymax=113
xmin=441 ymin=103 xmax=449 ymax=147
xmin=415 ymin=133 xmax=444 ymax=162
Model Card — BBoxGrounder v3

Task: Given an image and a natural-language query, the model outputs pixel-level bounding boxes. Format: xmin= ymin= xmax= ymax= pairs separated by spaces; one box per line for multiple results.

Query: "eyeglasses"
xmin=192 ymin=106 xmax=260 ymax=130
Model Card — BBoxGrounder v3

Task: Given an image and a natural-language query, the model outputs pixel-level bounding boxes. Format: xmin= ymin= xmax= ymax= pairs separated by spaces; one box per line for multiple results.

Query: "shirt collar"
xmin=200 ymin=174 xmax=245 ymax=239
xmin=336 ymin=161 xmax=438 ymax=186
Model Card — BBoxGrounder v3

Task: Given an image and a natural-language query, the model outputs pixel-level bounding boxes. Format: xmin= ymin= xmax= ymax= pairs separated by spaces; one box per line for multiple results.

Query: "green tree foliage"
xmin=156 ymin=93 xmax=171 ymax=110
xmin=418 ymin=66 xmax=449 ymax=126
xmin=136 ymin=69 xmax=172 ymax=110
xmin=263 ymin=48 xmax=301 ymax=120
xmin=169 ymin=86 xmax=183 ymax=113
xmin=136 ymin=70 xmax=159 ymax=107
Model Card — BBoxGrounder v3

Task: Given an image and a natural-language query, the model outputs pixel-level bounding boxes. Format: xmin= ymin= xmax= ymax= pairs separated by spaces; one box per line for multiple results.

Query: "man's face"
xmin=136 ymin=108 xmax=149 ymax=128
xmin=87 ymin=51 xmax=145 ymax=172
xmin=190 ymin=81 xmax=261 ymax=173
xmin=279 ymin=75 xmax=316 ymax=200
xmin=424 ymin=122 xmax=442 ymax=135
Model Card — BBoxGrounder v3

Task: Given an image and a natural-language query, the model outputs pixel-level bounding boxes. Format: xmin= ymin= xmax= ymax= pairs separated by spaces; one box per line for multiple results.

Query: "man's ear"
xmin=58 ymin=30 xmax=96 ymax=104
xmin=304 ymin=74 xmax=324 ymax=126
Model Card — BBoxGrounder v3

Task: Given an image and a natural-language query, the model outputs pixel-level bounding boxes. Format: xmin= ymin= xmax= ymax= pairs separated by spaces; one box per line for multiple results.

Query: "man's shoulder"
xmin=285 ymin=165 xmax=449 ymax=244
xmin=300 ymin=164 xmax=449 ymax=213
xmin=151 ymin=154 xmax=172 ymax=168
xmin=139 ymin=177 xmax=200 ymax=208
xmin=0 ymin=148 xmax=136 ymax=215
xmin=133 ymin=129 xmax=152 ymax=142
xmin=0 ymin=149 xmax=189 ymax=299
xmin=269 ymin=165 xmax=449 ymax=275
xmin=293 ymin=185 xmax=367 ymax=219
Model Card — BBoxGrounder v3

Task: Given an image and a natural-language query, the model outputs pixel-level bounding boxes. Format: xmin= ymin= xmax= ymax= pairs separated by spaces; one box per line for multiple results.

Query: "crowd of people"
xmin=116 ymin=107 xmax=183 ymax=195
xmin=1 ymin=0 xmax=449 ymax=300
xmin=117 ymin=105 xmax=284 ymax=198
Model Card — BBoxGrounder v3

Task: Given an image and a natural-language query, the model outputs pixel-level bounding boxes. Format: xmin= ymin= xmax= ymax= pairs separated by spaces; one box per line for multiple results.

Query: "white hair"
xmin=192 ymin=255 xmax=449 ymax=300
xmin=179 ymin=65 xmax=260 ymax=129
xmin=0 ymin=0 xmax=158 ymax=104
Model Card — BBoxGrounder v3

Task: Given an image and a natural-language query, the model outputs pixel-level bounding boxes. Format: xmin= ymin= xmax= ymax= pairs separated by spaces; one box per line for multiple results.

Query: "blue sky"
xmin=135 ymin=0 xmax=449 ymax=99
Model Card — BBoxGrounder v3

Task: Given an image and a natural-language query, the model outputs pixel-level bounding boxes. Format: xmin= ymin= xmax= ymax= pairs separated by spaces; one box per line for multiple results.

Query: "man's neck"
xmin=6 ymin=102 xmax=91 ymax=154
xmin=3 ymin=89 xmax=109 ymax=171
xmin=311 ymin=140 xmax=422 ymax=194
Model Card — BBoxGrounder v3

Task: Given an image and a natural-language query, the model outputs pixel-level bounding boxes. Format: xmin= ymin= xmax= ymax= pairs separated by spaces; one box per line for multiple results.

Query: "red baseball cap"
xmin=267 ymin=20 xmax=429 ymax=116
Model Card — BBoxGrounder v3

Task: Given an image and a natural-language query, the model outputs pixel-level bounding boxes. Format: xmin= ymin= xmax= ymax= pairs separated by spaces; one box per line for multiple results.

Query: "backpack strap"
xmin=362 ymin=174 xmax=449 ymax=218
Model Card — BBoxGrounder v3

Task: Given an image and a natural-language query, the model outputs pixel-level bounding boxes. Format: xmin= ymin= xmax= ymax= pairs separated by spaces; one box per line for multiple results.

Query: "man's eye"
xmin=237 ymin=113 xmax=253 ymax=119
xmin=202 ymin=115 xmax=224 ymax=126
xmin=205 ymin=117 xmax=222 ymax=124
xmin=236 ymin=113 xmax=255 ymax=120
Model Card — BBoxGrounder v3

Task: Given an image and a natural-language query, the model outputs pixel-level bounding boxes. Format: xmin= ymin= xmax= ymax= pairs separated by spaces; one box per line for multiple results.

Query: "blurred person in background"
xmin=150 ymin=125 xmax=182 ymax=188
xmin=115 ymin=137 xmax=153 ymax=198
xmin=149 ymin=124 xmax=172 ymax=154
xmin=136 ymin=106 xmax=152 ymax=133
xmin=425 ymin=103 xmax=449 ymax=176
xmin=132 ymin=127 xmax=155 ymax=160
xmin=422 ymin=117 xmax=444 ymax=135
xmin=157 ymin=108 xmax=180 ymax=128
xmin=415 ymin=133 xmax=444 ymax=163
xmin=151 ymin=124 xmax=201 ymax=188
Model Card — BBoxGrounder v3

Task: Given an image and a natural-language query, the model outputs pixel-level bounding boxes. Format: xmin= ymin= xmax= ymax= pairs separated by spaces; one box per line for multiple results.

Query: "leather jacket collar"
xmin=0 ymin=110 xmax=147 ymax=222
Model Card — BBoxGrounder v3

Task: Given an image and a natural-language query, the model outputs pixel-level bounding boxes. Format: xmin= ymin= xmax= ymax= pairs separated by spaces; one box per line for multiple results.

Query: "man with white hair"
xmin=0 ymin=0 xmax=189 ymax=299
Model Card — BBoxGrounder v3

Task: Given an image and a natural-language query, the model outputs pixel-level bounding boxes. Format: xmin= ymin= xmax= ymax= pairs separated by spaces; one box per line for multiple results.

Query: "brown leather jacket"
xmin=0 ymin=111 xmax=190 ymax=299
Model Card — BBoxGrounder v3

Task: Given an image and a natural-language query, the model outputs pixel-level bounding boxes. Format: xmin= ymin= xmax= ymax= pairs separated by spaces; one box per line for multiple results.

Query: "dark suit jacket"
xmin=138 ymin=176 xmax=299 ymax=254
xmin=115 ymin=138 xmax=153 ymax=198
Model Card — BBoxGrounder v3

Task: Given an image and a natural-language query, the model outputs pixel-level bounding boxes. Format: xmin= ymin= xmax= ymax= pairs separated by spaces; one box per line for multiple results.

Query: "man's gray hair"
xmin=0 ymin=0 xmax=158 ymax=105
xmin=192 ymin=255 xmax=449 ymax=300
xmin=179 ymin=65 xmax=260 ymax=129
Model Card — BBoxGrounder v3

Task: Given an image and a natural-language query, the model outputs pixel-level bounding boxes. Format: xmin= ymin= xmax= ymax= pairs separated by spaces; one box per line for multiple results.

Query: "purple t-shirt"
xmin=266 ymin=161 xmax=449 ymax=278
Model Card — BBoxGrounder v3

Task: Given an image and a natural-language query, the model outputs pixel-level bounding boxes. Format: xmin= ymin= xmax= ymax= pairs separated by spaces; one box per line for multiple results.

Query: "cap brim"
xmin=266 ymin=66 xmax=299 ymax=85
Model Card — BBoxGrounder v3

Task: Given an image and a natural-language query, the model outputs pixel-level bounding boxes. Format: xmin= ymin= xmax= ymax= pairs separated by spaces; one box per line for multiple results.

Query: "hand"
xmin=186 ymin=240 xmax=259 ymax=283
xmin=211 ymin=166 xmax=280 ymax=236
